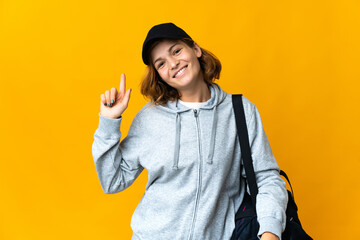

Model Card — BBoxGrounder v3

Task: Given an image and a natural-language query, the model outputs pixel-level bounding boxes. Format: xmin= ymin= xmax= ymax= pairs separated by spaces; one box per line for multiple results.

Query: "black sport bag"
xmin=231 ymin=94 xmax=313 ymax=240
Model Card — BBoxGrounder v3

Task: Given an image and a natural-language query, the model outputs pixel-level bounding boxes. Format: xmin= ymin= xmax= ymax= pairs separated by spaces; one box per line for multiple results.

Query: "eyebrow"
xmin=153 ymin=43 xmax=179 ymax=65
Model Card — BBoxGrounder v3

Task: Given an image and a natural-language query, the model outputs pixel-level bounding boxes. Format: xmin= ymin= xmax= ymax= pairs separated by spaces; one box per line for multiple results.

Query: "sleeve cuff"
xmin=257 ymin=217 xmax=283 ymax=240
xmin=96 ymin=112 xmax=122 ymax=138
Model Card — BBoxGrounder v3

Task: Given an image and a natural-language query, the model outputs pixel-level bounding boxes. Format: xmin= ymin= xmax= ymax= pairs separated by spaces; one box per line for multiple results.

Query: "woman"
xmin=92 ymin=22 xmax=288 ymax=240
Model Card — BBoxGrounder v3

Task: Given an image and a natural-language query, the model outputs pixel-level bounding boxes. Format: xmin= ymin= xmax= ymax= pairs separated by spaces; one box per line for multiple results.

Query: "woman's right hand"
xmin=99 ymin=73 xmax=132 ymax=119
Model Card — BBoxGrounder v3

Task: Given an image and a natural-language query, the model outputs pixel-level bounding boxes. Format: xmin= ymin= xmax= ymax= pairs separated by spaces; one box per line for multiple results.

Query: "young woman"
xmin=92 ymin=23 xmax=288 ymax=240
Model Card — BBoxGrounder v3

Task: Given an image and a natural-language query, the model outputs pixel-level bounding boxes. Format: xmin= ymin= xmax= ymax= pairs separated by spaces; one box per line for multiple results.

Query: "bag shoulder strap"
xmin=232 ymin=95 xmax=296 ymax=205
xmin=232 ymin=94 xmax=258 ymax=207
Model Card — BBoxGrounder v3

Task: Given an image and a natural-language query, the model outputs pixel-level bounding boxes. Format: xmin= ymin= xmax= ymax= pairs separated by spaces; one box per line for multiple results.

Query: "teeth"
xmin=174 ymin=66 xmax=187 ymax=78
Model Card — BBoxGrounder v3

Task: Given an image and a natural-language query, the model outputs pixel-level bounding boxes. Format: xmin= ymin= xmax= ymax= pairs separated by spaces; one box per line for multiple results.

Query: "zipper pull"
xmin=193 ymin=109 xmax=198 ymax=117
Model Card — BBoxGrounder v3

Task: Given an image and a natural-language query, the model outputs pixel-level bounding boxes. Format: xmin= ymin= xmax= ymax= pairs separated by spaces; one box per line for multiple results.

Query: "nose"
xmin=169 ymin=57 xmax=180 ymax=70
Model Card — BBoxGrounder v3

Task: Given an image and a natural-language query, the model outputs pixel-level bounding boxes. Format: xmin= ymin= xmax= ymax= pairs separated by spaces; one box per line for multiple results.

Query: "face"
xmin=150 ymin=39 xmax=203 ymax=92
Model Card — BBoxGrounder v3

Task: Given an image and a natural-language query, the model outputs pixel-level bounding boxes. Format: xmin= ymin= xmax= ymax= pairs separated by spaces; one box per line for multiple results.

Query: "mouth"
xmin=173 ymin=65 xmax=188 ymax=78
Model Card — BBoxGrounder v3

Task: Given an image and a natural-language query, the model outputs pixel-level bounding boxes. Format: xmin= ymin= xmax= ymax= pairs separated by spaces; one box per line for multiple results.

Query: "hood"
xmin=157 ymin=83 xmax=228 ymax=170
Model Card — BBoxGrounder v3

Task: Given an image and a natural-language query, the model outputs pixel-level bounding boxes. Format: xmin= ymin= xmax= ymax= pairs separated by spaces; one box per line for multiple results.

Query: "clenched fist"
xmin=100 ymin=73 xmax=131 ymax=119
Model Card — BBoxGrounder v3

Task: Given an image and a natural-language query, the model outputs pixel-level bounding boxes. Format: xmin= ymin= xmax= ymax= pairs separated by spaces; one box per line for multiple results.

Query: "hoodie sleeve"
xmin=245 ymin=104 xmax=288 ymax=240
xmin=91 ymin=112 xmax=144 ymax=194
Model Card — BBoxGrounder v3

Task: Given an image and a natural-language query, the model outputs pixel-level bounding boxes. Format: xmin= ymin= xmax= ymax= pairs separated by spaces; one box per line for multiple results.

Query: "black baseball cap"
xmin=142 ymin=23 xmax=192 ymax=65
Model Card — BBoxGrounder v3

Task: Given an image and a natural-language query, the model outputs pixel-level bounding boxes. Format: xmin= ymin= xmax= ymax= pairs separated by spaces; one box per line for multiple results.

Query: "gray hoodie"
xmin=92 ymin=83 xmax=288 ymax=240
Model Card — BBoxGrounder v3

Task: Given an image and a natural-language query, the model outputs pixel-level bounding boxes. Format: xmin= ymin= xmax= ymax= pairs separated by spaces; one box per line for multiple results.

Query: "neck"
xmin=178 ymin=76 xmax=211 ymax=102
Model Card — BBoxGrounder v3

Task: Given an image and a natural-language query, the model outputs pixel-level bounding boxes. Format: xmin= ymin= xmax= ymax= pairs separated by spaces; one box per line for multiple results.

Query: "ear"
xmin=193 ymin=42 xmax=202 ymax=58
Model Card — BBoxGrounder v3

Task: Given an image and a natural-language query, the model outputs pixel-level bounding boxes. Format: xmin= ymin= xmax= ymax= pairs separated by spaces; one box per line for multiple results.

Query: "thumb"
xmin=122 ymin=88 xmax=132 ymax=105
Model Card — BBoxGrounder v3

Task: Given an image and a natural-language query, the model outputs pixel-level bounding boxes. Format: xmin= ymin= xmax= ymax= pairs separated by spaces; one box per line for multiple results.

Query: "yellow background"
xmin=1 ymin=0 xmax=359 ymax=239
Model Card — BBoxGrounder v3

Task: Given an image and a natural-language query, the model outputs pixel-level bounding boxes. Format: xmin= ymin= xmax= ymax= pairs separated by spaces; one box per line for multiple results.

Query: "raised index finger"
xmin=119 ymin=73 xmax=126 ymax=100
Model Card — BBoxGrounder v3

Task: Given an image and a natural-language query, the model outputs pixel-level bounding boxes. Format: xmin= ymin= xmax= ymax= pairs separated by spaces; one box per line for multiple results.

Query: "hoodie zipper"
xmin=188 ymin=109 xmax=203 ymax=240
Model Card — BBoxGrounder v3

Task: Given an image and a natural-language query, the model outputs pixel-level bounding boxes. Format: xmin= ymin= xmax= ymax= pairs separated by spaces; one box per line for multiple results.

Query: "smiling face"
xmin=150 ymin=39 xmax=204 ymax=93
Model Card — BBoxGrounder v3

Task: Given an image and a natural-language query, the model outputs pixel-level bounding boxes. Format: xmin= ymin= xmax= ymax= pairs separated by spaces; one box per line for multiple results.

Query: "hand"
xmin=99 ymin=73 xmax=131 ymax=119
xmin=260 ymin=232 xmax=280 ymax=240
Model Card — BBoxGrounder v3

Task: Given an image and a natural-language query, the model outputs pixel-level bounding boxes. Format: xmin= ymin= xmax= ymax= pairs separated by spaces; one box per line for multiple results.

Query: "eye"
xmin=174 ymin=48 xmax=182 ymax=55
xmin=157 ymin=62 xmax=164 ymax=69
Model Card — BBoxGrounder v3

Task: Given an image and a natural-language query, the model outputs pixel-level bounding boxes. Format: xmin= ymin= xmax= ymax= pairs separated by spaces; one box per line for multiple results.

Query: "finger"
xmin=122 ymin=88 xmax=132 ymax=107
xmin=119 ymin=73 xmax=126 ymax=100
xmin=100 ymin=94 xmax=106 ymax=106
xmin=105 ymin=90 xmax=111 ymax=107
xmin=110 ymin=87 xmax=116 ymax=105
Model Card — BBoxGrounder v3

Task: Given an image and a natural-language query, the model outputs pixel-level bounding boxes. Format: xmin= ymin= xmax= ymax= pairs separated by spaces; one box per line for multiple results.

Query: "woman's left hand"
xmin=260 ymin=232 xmax=280 ymax=240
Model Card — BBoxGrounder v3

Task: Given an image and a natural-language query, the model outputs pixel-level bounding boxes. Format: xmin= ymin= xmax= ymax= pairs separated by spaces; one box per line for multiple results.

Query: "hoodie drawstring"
xmin=172 ymin=105 xmax=219 ymax=170
xmin=172 ymin=112 xmax=181 ymax=169
xmin=207 ymin=104 xmax=218 ymax=164
xmin=170 ymin=84 xmax=226 ymax=170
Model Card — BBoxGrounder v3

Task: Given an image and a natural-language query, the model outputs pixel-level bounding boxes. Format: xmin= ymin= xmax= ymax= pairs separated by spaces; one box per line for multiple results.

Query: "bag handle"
xmin=280 ymin=170 xmax=295 ymax=198
xmin=232 ymin=94 xmax=258 ymax=207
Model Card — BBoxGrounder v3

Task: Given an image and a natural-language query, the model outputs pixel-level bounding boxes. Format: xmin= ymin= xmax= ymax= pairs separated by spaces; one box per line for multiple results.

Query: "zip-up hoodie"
xmin=92 ymin=83 xmax=288 ymax=240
